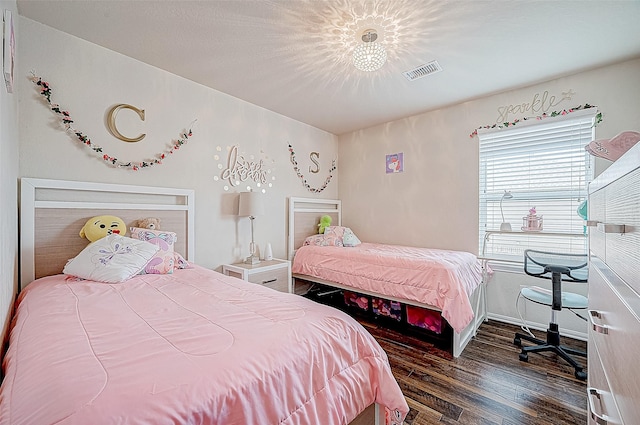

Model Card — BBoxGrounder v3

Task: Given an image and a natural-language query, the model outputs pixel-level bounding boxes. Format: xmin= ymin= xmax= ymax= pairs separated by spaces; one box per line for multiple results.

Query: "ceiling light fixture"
xmin=352 ymin=29 xmax=387 ymax=72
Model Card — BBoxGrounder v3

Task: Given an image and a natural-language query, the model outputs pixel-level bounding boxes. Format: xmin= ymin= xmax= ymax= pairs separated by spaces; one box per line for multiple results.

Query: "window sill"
xmin=480 ymin=256 xmax=524 ymax=274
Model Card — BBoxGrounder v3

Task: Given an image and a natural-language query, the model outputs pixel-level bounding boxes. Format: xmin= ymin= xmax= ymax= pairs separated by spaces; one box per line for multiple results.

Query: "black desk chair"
xmin=513 ymin=249 xmax=588 ymax=380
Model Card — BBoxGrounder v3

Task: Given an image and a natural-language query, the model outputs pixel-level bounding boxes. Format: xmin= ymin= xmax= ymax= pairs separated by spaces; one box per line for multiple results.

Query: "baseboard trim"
xmin=487 ymin=313 xmax=587 ymax=342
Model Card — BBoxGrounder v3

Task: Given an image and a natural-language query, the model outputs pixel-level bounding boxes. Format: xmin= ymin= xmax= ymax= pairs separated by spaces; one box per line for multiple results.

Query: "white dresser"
xmin=587 ymin=141 xmax=640 ymax=425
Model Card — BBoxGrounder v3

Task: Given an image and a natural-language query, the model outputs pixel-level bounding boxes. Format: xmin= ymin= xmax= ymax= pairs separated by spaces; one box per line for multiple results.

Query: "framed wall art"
xmin=386 ymin=152 xmax=403 ymax=173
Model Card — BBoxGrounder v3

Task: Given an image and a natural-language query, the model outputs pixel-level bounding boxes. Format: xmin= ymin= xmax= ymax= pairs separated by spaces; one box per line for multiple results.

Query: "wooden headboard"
xmin=287 ymin=197 xmax=341 ymax=261
xmin=20 ymin=178 xmax=195 ymax=289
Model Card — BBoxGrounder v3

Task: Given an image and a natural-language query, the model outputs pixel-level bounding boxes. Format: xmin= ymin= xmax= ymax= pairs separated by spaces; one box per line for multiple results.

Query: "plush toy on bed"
xmin=134 ymin=217 xmax=161 ymax=230
xmin=318 ymin=215 xmax=332 ymax=234
xmin=79 ymin=215 xmax=127 ymax=242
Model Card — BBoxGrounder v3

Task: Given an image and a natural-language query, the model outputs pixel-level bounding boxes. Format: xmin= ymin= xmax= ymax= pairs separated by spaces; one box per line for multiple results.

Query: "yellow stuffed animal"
xmin=79 ymin=215 xmax=127 ymax=242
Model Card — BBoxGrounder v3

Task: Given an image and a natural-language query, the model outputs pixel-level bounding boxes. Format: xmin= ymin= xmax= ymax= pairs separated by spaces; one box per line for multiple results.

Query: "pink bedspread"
xmin=0 ymin=265 xmax=408 ymax=425
xmin=292 ymin=243 xmax=485 ymax=333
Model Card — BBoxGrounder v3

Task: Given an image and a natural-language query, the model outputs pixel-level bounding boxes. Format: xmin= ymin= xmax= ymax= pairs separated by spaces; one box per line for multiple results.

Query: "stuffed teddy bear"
xmin=135 ymin=217 xmax=161 ymax=230
xmin=318 ymin=215 xmax=332 ymax=234
xmin=79 ymin=215 xmax=127 ymax=242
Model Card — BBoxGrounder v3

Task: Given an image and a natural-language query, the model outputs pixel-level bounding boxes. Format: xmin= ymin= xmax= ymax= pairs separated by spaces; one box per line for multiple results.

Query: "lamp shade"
xmin=238 ymin=192 xmax=264 ymax=217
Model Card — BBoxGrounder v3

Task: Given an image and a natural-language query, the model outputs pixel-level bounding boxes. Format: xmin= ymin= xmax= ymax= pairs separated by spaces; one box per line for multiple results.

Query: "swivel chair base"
xmin=514 ymin=323 xmax=587 ymax=381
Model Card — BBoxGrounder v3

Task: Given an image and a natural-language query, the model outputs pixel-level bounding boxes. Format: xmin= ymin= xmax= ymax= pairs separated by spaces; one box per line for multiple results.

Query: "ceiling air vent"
xmin=403 ymin=60 xmax=442 ymax=81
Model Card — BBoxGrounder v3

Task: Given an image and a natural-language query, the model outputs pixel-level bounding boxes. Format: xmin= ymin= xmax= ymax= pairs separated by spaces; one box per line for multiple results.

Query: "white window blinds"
xmin=478 ymin=110 xmax=596 ymax=263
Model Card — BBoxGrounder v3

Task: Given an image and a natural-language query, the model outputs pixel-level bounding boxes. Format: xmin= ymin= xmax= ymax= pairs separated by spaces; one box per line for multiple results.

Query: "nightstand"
xmin=222 ymin=259 xmax=292 ymax=293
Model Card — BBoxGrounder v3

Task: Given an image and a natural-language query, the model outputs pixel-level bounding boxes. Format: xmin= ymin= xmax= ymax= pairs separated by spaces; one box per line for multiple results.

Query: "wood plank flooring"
xmin=358 ymin=318 xmax=588 ymax=425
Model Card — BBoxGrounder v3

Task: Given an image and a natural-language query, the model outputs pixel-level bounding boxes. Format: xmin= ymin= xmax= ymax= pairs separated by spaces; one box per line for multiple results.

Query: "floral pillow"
xmin=323 ymin=226 xmax=362 ymax=247
xmin=137 ymin=250 xmax=172 ymax=274
xmin=129 ymin=227 xmax=190 ymax=274
xmin=129 ymin=227 xmax=177 ymax=252
xmin=323 ymin=226 xmax=347 ymax=239
xmin=303 ymin=234 xmax=344 ymax=247
xmin=63 ymin=235 xmax=159 ymax=283
xmin=172 ymin=252 xmax=190 ymax=270
xmin=129 ymin=227 xmax=177 ymax=274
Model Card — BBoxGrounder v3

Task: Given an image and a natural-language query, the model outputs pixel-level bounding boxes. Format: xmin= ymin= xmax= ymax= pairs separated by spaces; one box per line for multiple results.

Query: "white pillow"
xmin=63 ymin=234 xmax=159 ymax=283
xmin=343 ymin=228 xmax=362 ymax=247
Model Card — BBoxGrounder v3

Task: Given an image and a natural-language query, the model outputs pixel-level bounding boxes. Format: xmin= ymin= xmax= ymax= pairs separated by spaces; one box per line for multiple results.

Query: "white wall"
xmin=338 ymin=58 xmax=640 ymax=338
xmin=0 ymin=0 xmax=19 ymax=345
xmin=17 ymin=17 xmax=339 ymax=271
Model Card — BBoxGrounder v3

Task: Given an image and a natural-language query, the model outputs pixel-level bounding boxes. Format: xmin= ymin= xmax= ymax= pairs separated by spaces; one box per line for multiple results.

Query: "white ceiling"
xmin=16 ymin=0 xmax=640 ymax=135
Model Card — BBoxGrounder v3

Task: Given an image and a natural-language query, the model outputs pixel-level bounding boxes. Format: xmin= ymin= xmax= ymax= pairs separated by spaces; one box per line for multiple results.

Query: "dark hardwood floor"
xmin=359 ymin=318 xmax=588 ymax=425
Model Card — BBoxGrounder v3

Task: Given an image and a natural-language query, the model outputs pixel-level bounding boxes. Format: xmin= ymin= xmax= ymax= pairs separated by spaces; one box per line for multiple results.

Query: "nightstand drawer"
xmin=221 ymin=259 xmax=292 ymax=293
xmin=248 ymin=268 xmax=289 ymax=292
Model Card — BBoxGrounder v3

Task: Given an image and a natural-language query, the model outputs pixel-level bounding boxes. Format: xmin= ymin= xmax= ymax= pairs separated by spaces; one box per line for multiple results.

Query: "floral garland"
xmin=469 ymin=104 xmax=602 ymax=138
xmin=288 ymin=143 xmax=336 ymax=193
xmin=32 ymin=75 xmax=194 ymax=171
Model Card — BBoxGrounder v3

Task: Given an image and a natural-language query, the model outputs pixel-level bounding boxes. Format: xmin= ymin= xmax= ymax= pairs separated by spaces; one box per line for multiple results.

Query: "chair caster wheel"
xmin=575 ymin=370 xmax=587 ymax=381
xmin=514 ymin=337 xmax=521 ymax=346
xmin=519 ymin=352 xmax=528 ymax=362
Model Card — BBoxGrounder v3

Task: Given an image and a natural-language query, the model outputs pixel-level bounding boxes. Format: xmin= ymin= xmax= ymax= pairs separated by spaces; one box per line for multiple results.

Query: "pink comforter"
xmin=292 ymin=243 xmax=485 ymax=333
xmin=0 ymin=265 xmax=408 ymax=425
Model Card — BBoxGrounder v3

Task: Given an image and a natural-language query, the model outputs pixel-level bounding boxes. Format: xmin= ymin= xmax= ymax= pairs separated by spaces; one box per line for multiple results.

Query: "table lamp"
xmin=238 ymin=191 xmax=265 ymax=264
xmin=500 ymin=190 xmax=513 ymax=231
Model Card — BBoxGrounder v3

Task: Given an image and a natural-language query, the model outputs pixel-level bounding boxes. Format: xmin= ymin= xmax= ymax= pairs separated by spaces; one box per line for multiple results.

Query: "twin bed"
xmin=0 ymin=179 xmax=409 ymax=425
xmin=287 ymin=198 xmax=488 ymax=358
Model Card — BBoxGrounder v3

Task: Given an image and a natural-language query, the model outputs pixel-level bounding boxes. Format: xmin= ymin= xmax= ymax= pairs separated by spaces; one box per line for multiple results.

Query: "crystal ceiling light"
xmin=352 ymin=29 xmax=387 ymax=72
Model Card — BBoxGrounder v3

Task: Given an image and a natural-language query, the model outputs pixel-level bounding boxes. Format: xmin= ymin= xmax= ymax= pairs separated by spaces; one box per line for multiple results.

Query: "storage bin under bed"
xmin=302 ymin=282 xmax=453 ymax=350
xmin=340 ymin=289 xmax=448 ymax=337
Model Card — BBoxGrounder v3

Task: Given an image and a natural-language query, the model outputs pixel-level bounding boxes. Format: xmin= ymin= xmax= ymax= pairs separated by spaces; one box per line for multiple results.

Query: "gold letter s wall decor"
xmin=106 ymin=103 xmax=146 ymax=143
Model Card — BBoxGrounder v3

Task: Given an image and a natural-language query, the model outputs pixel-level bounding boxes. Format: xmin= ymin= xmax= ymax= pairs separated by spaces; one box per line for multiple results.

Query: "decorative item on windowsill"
xmin=522 ymin=207 xmax=543 ymax=232
xmin=238 ymin=191 xmax=265 ymax=265
xmin=577 ymin=199 xmax=588 ymax=235
xmin=499 ymin=190 xmax=513 ymax=231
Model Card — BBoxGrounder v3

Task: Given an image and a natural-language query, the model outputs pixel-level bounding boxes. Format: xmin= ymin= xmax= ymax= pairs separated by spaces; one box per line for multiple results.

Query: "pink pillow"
xmin=323 ymin=226 xmax=347 ymax=239
xmin=173 ymin=252 xmax=190 ymax=270
xmin=142 ymin=250 xmax=177 ymax=274
xmin=303 ymin=234 xmax=343 ymax=247
xmin=129 ymin=227 xmax=177 ymax=252
xmin=321 ymin=226 xmax=361 ymax=247
xmin=129 ymin=227 xmax=187 ymax=274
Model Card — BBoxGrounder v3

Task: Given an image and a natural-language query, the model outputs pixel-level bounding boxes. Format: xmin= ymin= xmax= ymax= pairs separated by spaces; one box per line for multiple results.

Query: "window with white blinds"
xmin=478 ymin=110 xmax=596 ymax=265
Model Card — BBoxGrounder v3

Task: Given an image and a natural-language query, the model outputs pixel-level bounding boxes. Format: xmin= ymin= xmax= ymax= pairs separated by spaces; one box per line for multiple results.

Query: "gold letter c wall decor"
xmin=106 ymin=103 xmax=146 ymax=143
